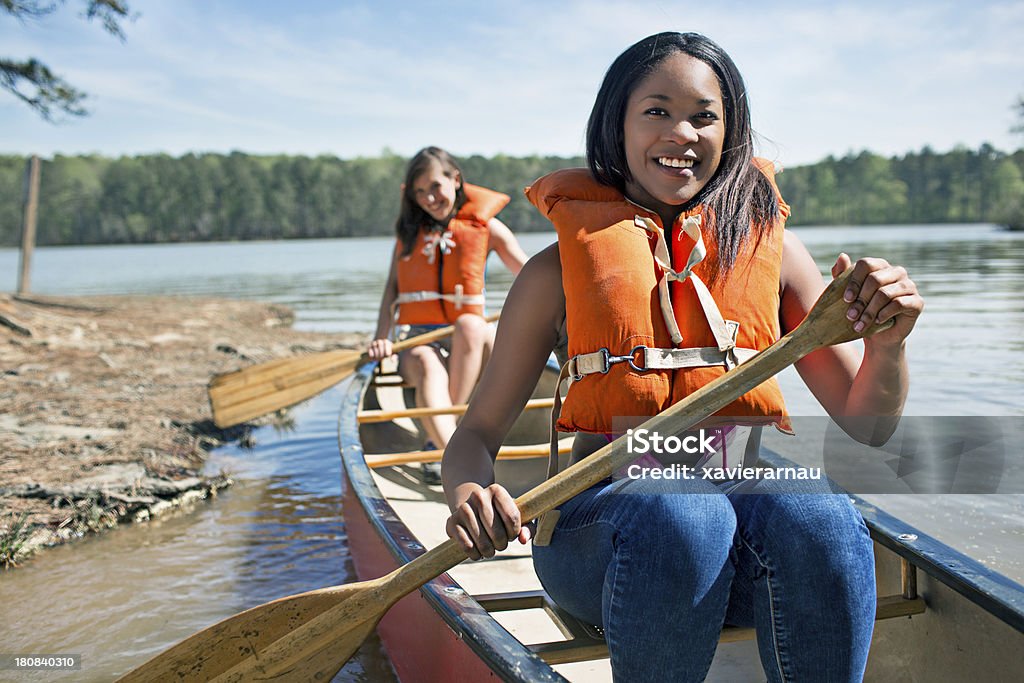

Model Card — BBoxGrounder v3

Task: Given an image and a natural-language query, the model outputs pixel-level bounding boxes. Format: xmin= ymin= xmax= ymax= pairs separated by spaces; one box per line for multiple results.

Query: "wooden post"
xmin=18 ymin=155 xmax=41 ymax=295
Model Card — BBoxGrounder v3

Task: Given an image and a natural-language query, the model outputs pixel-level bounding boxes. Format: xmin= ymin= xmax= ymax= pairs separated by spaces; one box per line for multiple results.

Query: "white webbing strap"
xmin=535 ymin=359 xmax=574 ymax=547
xmin=394 ymin=284 xmax=485 ymax=309
xmin=634 ymin=214 xmax=736 ymax=352
xmin=421 ymin=228 xmax=456 ymax=265
xmin=566 ymin=340 xmax=756 ymax=380
xmin=641 ymin=344 xmax=756 ymax=370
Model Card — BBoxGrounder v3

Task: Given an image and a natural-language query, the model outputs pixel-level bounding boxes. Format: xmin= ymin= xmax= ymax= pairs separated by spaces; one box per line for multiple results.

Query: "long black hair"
xmin=586 ymin=32 xmax=779 ymax=273
xmin=395 ymin=147 xmax=467 ymax=257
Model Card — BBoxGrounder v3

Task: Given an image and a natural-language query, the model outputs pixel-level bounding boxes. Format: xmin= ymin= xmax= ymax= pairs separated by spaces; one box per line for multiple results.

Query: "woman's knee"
xmin=617 ymin=484 xmax=737 ymax=557
xmin=399 ymin=346 xmax=444 ymax=383
xmin=452 ymin=314 xmax=490 ymax=348
xmin=747 ymin=494 xmax=873 ymax=575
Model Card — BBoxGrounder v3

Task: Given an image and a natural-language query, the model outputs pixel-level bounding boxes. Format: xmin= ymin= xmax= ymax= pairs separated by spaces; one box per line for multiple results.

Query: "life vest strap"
xmin=394 ymin=284 xmax=485 ymax=309
xmin=421 ymin=228 xmax=456 ymax=263
xmin=536 ymin=358 xmax=575 ymax=547
xmin=535 ymin=343 xmax=758 ymax=547
xmin=634 ymin=214 xmax=736 ymax=352
xmin=566 ymin=343 xmax=757 ymax=381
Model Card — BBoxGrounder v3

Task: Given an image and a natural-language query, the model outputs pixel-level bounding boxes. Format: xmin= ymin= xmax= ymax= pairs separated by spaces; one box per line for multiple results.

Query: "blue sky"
xmin=2 ymin=0 xmax=1022 ymax=166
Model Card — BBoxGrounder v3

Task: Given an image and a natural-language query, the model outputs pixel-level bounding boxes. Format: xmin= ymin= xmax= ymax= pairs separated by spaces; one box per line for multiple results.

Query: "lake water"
xmin=1 ymin=224 xmax=1022 ymax=680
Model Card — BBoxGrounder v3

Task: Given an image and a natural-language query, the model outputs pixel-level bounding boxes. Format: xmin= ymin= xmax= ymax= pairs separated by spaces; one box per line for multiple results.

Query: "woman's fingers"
xmin=839 ymin=257 xmax=922 ymax=339
xmin=860 ymin=277 xmax=911 ymax=323
xmin=446 ymin=516 xmax=481 ymax=560
xmin=488 ymin=484 xmax=522 ymax=545
xmin=454 ymin=501 xmax=492 ymax=558
xmin=843 ymin=260 xmax=891 ymax=327
xmin=446 ymin=485 xmax=524 ymax=560
xmin=874 ymin=292 xmax=923 ymax=327
xmin=831 ymin=252 xmax=853 ymax=279
xmin=367 ymin=338 xmax=393 ymax=360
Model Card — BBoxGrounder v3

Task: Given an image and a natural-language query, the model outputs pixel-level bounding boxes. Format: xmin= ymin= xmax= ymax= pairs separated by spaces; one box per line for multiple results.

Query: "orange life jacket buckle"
xmin=596 ymin=345 xmax=649 ymax=374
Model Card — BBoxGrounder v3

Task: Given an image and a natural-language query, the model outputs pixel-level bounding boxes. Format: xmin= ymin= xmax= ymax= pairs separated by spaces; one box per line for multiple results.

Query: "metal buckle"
xmin=597 ymin=345 xmax=650 ymax=373
xmin=627 ymin=345 xmax=648 ymax=372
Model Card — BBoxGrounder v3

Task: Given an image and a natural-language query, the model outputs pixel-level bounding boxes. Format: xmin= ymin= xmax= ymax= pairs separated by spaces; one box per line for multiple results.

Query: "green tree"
xmin=1 ymin=0 xmax=132 ymax=120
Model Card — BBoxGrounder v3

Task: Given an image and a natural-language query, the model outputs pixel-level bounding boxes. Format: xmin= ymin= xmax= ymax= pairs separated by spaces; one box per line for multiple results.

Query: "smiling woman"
xmin=441 ymin=31 xmax=925 ymax=683
xmin=366 ymin=146 xmax=528 ymax=483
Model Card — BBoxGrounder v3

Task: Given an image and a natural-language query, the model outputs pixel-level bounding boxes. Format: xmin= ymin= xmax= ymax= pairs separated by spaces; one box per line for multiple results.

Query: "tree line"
xmin=1 ymin=145 xmax=1022 ymax=247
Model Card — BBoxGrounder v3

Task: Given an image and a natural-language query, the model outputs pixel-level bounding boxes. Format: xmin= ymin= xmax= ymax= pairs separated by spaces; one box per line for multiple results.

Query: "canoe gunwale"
xmin=339 ymin=362 xmax=568 ymax=683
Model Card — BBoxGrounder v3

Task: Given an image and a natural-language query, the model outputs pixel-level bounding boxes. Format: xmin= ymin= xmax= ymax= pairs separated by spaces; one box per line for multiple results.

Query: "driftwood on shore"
xmin=0 ymin=293 xmax=363 ymax=568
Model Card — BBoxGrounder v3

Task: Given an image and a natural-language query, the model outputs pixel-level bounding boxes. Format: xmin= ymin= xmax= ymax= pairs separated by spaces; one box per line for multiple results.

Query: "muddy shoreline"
xmin=0 ymin=293 xmax=364 ymax=568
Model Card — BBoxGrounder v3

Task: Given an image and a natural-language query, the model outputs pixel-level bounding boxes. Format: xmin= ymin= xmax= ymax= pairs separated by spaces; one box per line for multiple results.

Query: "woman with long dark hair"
xmin=368 ymin=146 xmax=527 ymax=483
xmin=441 ymin=33 xmax=923 ymax=681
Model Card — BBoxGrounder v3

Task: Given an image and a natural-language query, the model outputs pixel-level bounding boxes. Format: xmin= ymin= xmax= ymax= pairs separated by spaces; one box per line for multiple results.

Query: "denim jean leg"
xmin=725 ymin=479 xmax=876 ymax=683
xmin=533 ymin=476 xmax=738 ymax=682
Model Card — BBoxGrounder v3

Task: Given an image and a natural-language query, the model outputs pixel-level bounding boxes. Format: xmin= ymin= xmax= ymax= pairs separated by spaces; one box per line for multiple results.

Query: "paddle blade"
xmin=207 ymin=313 xmax=501 ymax=428
xmin=208 ymin=349 xmax=365 ymax=428
xmin=117 ymin=583 xmax=377 ymax=682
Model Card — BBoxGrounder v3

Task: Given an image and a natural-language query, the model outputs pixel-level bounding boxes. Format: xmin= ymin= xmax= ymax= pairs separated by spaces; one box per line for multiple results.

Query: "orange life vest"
xmin=526 ymin=160 xmax=792 ymax=435
xmin=395 ymin=183 xmax=510 ymax=325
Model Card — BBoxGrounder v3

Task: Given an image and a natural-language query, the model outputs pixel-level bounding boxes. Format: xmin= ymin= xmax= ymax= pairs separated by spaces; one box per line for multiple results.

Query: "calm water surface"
xmin=1 ymin=224 xmax=1022 ymax=680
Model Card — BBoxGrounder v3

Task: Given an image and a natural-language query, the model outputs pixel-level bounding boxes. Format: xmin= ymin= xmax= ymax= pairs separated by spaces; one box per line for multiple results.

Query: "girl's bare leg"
xmin=399 ymin=345 xmax=457 ymax=449
xmin=447 ymin=314 xmax=494 ymax=405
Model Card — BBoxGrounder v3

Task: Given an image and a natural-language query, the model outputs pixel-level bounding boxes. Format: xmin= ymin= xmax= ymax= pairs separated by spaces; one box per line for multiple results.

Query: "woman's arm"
xmin=443 ymin=243 xmax=564 ymax=559
xmin=487 ymin=217 xmax=529 ymax=275
xmin=367 ymin=249 xmax=399 ymax=360
xmin=780 ymin=230 xmax=924 ymax=445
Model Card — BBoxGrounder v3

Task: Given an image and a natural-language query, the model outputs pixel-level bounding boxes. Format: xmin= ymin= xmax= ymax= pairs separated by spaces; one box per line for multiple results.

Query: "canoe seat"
xmin=476 ymin=585 xmax=925 ymax=666
xmin=370 ymin=373 xmax=414 ymax=389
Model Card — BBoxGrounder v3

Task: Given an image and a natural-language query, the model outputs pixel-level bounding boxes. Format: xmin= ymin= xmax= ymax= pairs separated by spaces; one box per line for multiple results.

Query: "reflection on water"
xmin=0 ymin=224 xmax=1021 ymax=678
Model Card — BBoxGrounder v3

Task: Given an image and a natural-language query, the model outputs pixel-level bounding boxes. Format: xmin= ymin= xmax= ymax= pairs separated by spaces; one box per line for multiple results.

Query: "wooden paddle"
xmin=357 ymin=396 xmax=555 ymax=423
xmin=118 ymin=269 xmax=891 ymax=682
xmin=208 ymin=312 xmax=500 ymax=428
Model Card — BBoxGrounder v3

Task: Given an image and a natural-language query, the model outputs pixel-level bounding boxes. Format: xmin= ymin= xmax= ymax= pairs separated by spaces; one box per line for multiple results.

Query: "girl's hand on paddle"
xmin=446 ymin=483 xmax=530 ymax=560
xmin=367 ymin=337 xmax=394 ymax=360
xmin=832 ymin=254 xmax=924 ymax=348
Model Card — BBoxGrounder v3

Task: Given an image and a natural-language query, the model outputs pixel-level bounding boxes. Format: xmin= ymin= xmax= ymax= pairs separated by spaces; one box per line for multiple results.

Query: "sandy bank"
xmin=0 ymin=292 xmax=364 ymax=568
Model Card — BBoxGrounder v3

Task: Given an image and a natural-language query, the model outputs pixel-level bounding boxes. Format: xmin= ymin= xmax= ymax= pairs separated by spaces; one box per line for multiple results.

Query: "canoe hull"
xmin=340 ymin=363 xmax=566 ymax=682
xmin=342 ymin=477 xmax=506 ymax=682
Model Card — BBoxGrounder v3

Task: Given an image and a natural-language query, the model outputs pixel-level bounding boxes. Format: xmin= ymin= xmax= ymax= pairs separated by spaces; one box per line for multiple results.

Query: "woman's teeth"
xmin=657 ymin=157 xmax=695 ymax=168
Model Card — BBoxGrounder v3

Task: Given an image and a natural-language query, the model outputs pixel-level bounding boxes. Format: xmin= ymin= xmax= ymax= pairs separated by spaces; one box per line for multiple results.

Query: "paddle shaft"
xmin=365 ymin=440 xmax=571 ymax=468
xmin=394 ymin=312 xmax=500 ymax=349
xmin=357 ymin=396 xmax=555 ymax=423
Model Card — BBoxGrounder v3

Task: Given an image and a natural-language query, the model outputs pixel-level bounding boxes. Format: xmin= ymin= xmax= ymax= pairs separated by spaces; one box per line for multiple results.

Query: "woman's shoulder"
xmin=523 ymin=241 xmax=561 ymax=275
xmin=508 ymin=242 xmax=564 ymax=318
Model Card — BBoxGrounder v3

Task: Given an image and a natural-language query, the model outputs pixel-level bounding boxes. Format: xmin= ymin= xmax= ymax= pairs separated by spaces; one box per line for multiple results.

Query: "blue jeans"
xmin=532 ymin=475 xmax=875 ymax=682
